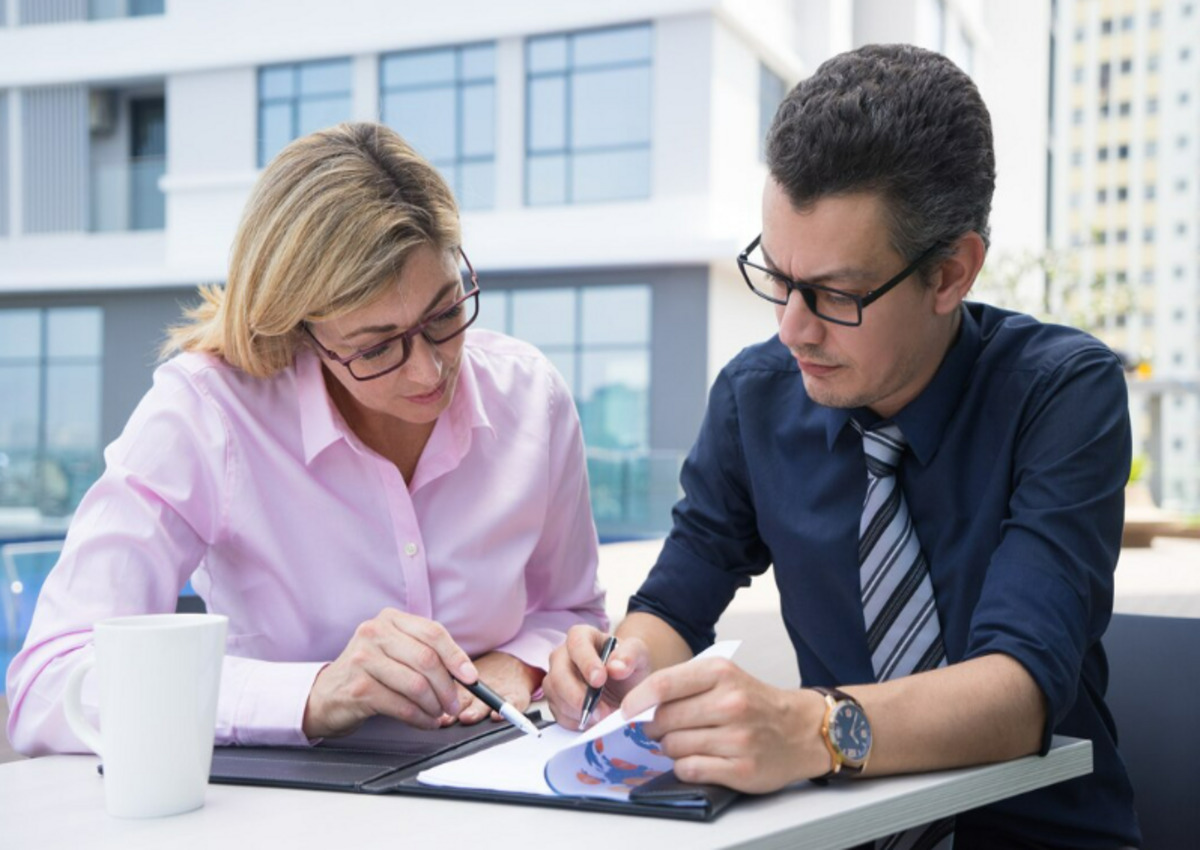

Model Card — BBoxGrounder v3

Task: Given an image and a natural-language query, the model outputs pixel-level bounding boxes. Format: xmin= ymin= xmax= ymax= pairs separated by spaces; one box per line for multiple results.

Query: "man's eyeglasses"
xmin=737 ymin=235 xmax=941 ymax=327
xmin=303 ymin=248 xmax=480 ymax=381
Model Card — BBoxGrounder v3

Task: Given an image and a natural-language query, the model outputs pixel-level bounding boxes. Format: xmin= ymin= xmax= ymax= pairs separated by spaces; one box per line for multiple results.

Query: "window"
xmin=1118 ymin=143 xmax=1129 ymax=159
xmin=1147 ymin=97 xmax=1158 ymax=113
xmin=258 ymin=59 xmax=352 ymax=167
xmin=1073 ymin=67 xmax=1085 ymax=83
xmin=1177 ymin=179 xmax=1189 ymax=193
xmin=89 ymin=0 xmax=163 ymax=19
xmin=1116 ymin=229 xmax=1128 ymax=243
xmin=1146 ymin=184 xmax=1157 ymax=199
xmin=1149 ymin=10 xmax=1161 ymax=27
xmin=1146 ymin=140 xmax=1157 ymax=157
xmin=129 ymin=96 xmax=165 ymax=231
xmin=1072 ymin=108 xmax=1084 ymax=124
xmin=1120 ymin=58 xmax=1132 ymax=73
xmin=525 ymin=23 xmax=653 ymax=205
xmin=474 ymin=284 xmax=653 ymax=529
xmin=1117 ymin=186 xmax=1128 ymax=201
xmin=1144 ymin=226 xmax=1155 ymax=242
xmin=380 ymin=43 xmax=496 ymax=210
xmin=1101 ymin=18 xmax=1113 ymax=33
xmin=0 ymin=93 xmax=7 ymax=237
xmin=759 ymin=64 xmax=786 ymax=162
xmin=1098 ymin=146 xmax=1109 ymax=161
xmin=1071 ymin=149 xmax=1083 ymax=165
xmin=1121 ymin=15 xmax=1135 ymax=29
xmin=0 ymin=308 xmax=104 ymax=518
xmin=1097 ymin=188 xmax=1108 ymax=203
xmin=1119 ymin=101 xmax=1131 ymax=116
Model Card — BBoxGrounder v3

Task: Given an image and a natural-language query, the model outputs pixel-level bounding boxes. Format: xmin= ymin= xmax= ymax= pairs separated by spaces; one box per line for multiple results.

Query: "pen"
xmin=579 ymin=635 xmax=618 ymax=729
xmin=456 ymin=677 xmax=541 ymax=738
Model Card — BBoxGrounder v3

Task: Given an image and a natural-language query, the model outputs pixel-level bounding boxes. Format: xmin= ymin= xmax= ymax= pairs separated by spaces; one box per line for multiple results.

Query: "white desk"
xmin=0 ymin=737 xmax=1090 ymax=850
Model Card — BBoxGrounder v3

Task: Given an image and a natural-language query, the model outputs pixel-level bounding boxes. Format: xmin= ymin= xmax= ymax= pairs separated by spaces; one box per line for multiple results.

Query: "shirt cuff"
xmin=216 ymin=656 xmax=327 ymax=747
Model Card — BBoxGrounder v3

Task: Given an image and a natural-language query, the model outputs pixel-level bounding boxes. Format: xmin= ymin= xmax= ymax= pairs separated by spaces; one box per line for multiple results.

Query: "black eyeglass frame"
xmin=303 ymin=248 xmax=481 ymax=382
xmin=736 ymin=235 xmax=942 ymax=327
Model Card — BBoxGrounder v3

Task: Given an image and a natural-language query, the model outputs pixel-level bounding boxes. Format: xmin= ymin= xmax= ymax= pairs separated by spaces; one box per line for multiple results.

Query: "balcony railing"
xmin=587 ymin=448 xmax=685 ymax=542
xmin=90 ymin=155 xmax=165 ymax=232
xmin=88 ymin=0 xmax=164 ymax=20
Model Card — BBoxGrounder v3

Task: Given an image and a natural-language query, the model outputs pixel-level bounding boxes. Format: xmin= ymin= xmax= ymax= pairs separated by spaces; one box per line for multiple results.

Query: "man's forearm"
xmin=845 ymin=653 xmax=1046 ymax=776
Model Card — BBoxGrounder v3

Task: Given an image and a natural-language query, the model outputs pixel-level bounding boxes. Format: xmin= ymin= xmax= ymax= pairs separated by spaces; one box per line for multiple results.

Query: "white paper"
xmin=417 ymin=640 xmax=740 ymax=802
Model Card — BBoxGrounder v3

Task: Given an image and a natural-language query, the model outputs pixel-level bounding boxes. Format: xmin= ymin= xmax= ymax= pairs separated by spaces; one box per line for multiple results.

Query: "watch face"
xmin=830 ymin=702 xmax=872 ymax=763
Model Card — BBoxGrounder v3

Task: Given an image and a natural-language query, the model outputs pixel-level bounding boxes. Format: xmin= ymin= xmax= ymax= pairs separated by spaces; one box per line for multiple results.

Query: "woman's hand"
xmin=302 ymin=608 xmax=478 ymax=739
xmin=452 ymin=651 xmax=544 ymax=725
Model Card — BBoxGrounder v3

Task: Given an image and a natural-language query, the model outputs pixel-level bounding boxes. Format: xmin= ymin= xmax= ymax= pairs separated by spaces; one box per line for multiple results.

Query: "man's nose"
xmin=777 ymin=290 xmax=825 ymax=349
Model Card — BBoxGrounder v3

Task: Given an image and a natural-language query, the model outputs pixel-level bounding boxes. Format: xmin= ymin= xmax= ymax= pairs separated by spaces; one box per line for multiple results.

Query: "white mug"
xmin=63 ymin=613 xmax=227 ymax=818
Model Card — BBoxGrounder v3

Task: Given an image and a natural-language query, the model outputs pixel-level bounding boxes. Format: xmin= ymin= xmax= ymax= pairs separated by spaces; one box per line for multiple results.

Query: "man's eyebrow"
xmin=341 ymin=280 xmax=460 ymax=341
xmin=760 ymin=245 xmax=877 ymax=286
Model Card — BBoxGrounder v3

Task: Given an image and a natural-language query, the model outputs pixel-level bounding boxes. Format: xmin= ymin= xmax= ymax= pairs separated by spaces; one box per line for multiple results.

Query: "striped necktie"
xmin=857 ymin=421 xmax=953 ymax=850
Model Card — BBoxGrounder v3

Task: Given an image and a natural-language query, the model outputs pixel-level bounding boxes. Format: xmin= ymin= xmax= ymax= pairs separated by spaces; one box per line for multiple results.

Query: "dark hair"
xmin=766 ymin=44 xmax=995 ymax=276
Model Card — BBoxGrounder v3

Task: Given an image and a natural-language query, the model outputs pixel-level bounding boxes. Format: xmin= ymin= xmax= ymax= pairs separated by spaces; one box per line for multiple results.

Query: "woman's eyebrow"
xmin=341 ymin=280 xmax=459 ymax=340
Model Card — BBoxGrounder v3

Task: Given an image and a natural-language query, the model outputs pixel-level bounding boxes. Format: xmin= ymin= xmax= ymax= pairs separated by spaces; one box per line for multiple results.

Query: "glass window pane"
xmin=461 ymin=82 xmax=495 ymax=158
xmin=383 ymin=89 xmax=456 ymax=161
xmin=0 ymin=310 xmax=40 ymax=358
xmin=299 ymin=59 xmax=352 ymax=96
xmin=582 ymin=286 xmax=650 ymax=345
xmin=458 ymin=161 xmax=494 ymax=210
xmin=571 ymin=67 xmax=651 ymax=148
xmin=382 ymin=49 xmax=456 ymax=89
xmin=528 ymin=36 xmax=568 ymax=72
xmin=436 ymin=164 xmax=459 ymax=199
xmin=512 ymin=288 xmax=576 ymax=347
xmin=297 ymin=96 xmax=351 ymax=138
xmin=473 ymin=291 xmax=509 ymax=334
xmin=572 ymin=148 xmax=650 ymax=202
xmin=47 ymin=308 xmax=102 ymax=358
xmin=460 ymin=44 xmax=496 ymax=81
xmin=46 ymin=364 xmax=101 ymax=451
xmin=259 ymin=65 xmax=295 ymax=99
xmin=0 ymin=365 xmax=39 ymax=450
xmin=259 ymin=102 xmax=293 ymax=166
xmin=526 ymin=154 xmax=567 ymax=205
xmin=528 ymin=77 xmax=566 ymax=151
xmin=579 ymin=350 xmax=648 ymax=450
xmin=573 ymin=25 xmax=652 ymax=68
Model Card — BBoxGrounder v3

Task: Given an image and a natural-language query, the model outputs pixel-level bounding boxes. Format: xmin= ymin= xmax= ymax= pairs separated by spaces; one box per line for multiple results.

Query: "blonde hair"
xmin=164 ymin=122 xmax=462 ymax=377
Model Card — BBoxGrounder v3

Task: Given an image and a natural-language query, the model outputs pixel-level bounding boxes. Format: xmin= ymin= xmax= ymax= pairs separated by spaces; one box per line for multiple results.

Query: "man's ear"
xmin=931 ymin=232 xmax=986 ymax=316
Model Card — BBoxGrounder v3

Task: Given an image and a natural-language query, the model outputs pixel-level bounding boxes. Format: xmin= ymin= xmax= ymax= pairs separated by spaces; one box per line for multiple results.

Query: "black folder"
xmin=207 ymin=713 xmax=739 ymax=821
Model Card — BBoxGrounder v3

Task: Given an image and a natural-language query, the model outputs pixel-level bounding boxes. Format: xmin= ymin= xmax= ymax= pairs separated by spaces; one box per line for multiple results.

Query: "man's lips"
xmin=794 ymin=358 xmax=841 ymax=377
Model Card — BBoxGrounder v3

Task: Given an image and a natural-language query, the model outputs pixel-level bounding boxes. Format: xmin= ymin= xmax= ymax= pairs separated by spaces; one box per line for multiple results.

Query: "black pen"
xmin=579 ymin=635 xmax=618 ymax=728
xmin=456 ymin=677 xmax=541 ymax=737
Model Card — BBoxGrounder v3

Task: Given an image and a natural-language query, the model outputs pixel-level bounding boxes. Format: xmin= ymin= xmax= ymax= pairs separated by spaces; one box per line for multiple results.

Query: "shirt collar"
xmin=822 ymin=305 xmax=981 ymax=465
xmin=296 ymin=347 xmax=345 ymax=465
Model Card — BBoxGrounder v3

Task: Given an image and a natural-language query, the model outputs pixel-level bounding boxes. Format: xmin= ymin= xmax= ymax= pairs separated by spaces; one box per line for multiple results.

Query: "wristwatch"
xmin=812 ymin=686 xmax=872 ymax=782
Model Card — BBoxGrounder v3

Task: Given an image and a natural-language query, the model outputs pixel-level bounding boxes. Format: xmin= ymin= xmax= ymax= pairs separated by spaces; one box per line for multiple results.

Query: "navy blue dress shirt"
xmin=630 ymin=303 xmax=1139 ymax=848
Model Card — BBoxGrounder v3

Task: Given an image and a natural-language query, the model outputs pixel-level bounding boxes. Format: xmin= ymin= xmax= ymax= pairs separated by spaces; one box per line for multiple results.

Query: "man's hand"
xmin=452 ymin=651 xmax=543 ymax=725
xmin=302 ymin=608 xmax=477 ymax=738
xmin=544 ymin=624 xmax=653 ymax=730
xmin=623 ymin=658 xmax=831 ymax=793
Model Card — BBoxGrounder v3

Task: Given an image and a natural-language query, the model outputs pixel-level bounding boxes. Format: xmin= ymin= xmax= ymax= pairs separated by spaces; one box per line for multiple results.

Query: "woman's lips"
xmin=403 ymin=379 xmax=447 ymax=405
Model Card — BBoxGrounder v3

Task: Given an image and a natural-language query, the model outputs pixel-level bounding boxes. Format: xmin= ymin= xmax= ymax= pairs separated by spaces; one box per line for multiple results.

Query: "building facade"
xmin=0 ymin=0 xmax=1032 ymax=538
xmin=1048 ymin=0 xmax=1200 ymax=510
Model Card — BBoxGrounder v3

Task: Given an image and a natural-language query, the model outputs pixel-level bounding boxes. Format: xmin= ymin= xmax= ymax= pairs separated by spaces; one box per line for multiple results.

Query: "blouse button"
xmin=404 ymin=542 xmax=419 ymax=557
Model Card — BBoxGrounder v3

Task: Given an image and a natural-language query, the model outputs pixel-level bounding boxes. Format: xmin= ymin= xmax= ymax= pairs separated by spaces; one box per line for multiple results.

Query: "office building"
xmin=0 ymin=0 xmax=1034 ymax=537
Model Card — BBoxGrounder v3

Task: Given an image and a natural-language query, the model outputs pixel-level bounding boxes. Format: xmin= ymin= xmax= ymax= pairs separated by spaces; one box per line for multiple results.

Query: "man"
xmin=546 ymin=44 xmax=1140 ymax=849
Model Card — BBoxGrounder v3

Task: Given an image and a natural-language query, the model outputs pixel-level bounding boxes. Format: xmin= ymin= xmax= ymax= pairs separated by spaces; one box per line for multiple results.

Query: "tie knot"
xmin=860 ymin=422 xmax=907 ymax=477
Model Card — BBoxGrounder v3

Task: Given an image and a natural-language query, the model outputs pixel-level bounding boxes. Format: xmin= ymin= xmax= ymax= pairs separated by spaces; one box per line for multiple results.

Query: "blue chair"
xmin=1103 ymin=613 xmax=1200 ymax=849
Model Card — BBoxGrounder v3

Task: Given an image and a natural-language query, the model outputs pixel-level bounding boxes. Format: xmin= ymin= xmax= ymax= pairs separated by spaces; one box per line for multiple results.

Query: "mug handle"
xmin=63 ymin=656 xmax=104 ymax=756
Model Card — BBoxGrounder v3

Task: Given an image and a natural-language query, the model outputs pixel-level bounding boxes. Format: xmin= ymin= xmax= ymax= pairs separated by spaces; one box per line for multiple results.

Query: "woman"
xmin=6 ymin=123 xmax=607 ymax=754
